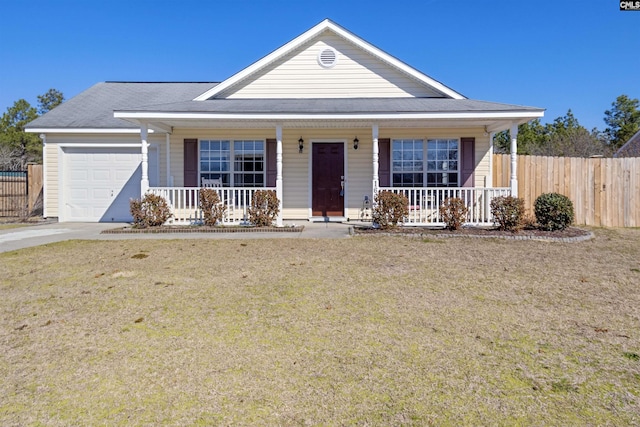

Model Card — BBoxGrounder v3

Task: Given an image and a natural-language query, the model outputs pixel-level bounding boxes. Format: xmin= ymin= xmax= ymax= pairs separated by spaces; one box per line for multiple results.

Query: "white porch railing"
xmin=377 ymin=187 xmax=511 ymax=225
xmin=148 ymin=187 xmax=267 ymax=225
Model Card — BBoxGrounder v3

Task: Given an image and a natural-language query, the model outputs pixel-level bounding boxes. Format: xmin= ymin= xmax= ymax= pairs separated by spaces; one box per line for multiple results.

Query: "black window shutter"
xmin=184 ymin=139 xmax=198 ymax=187
xmin=378 ymin=138 xmax=391 ymax=187
xmin=461 ymin=137 xmax=475 ymax=187
xmin=266 ymin=139 xmax=277 ymax=187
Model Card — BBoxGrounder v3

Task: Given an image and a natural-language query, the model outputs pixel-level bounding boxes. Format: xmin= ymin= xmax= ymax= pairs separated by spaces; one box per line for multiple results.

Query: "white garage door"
xmin=63 ymin=147 xmax=157 ymax=222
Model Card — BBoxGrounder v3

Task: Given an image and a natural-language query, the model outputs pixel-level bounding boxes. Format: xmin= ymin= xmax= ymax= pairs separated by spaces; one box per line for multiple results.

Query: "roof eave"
xmin=114 ymin=110 xmax=543 ymax=121
xmin=26 ymin=127 xmax=153 ymax=134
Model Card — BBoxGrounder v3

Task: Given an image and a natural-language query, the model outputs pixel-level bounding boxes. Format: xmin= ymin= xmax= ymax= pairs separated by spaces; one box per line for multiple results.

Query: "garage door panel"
xmin=70 ymin=189 xmax=89 ymax=200
xmin=92 ymin=169 xmax=111 ymax=181
xmin=115 ymin=168 xmax=135 ymax=180
xmin=64 ymin=147 xmax=156 ymax=222
xmin=70 ymin=170 xmax=88 ymax=181
xmin=92 ymin=188 xmax=110 ymax=199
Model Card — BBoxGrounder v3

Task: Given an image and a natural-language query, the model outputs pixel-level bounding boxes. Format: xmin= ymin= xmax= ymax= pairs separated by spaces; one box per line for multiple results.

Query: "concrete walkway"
xmin=0 ymin=221 xmax=355 ymax=253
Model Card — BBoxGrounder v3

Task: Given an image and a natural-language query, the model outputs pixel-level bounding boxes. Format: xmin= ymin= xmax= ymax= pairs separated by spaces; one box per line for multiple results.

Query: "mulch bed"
xmin=353 ymin=225 xmax=594 ymax=242
xmin=102 ymin=225 xmax=304 ymax=234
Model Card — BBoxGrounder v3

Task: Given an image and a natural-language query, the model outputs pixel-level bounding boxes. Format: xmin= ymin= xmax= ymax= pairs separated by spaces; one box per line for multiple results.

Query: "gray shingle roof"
xmin=26 ymin=82 xmax=218 ymax=129
xmin=27 ymin=82 xmax=543 ymax=129
xmin=115 ymin=98 xmax=543 ymax=114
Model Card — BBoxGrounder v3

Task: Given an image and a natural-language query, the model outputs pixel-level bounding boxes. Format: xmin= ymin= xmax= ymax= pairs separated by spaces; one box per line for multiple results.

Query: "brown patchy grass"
xmin=1 ymin=228 xmax=639 ymax=425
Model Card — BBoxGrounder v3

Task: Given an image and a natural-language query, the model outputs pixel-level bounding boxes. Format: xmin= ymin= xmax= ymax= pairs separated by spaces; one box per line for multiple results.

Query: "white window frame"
xmin=199 ymin=139 xmax=266 ymax=187
xmin=425 ymin=138 xmax=460 ymax=187
xmin=391 ymin=137 xmax=460 ymax=187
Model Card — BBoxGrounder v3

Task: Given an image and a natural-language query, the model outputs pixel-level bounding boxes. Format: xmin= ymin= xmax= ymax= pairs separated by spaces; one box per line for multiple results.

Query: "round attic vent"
xmin=318 ymin=47 xmax=338 ymax=68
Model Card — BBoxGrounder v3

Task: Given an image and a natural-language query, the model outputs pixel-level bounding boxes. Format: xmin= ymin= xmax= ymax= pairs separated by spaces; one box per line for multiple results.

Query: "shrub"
xmin=439 ymin=197 xmax=469 ymax=231
xmin=130 ymin=193 xmax=172 ymax=228
xmin=534 ymin=193 xmax=574 ymax=231
xmin=248 ymin=190 xmax=280 ymax=227
xmin=490 ymin=196 xmax=525 ymax=231
xmin=199 ymin=188 xmax=227 ymax=226
xmin=372 ymin=191 xmax=409 ymax=229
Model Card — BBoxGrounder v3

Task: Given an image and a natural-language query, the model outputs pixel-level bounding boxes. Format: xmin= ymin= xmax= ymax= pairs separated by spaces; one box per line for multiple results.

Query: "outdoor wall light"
xmin=298 ymin=137 xmax=304 ymax=153
xmin=353 ymin=136 xmax=359 ymax=150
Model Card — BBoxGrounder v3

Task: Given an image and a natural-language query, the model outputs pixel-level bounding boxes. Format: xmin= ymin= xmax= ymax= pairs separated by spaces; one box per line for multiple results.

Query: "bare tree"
xmin=0 ymin=145 xmax=22 ymax=170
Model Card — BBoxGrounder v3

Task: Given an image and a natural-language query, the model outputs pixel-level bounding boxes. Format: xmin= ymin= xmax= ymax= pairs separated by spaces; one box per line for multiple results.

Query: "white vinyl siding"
xmin=219 ymin=34 xmax=444 ymax=99
xmin=44 ymin=142 xmax=59 ymax=218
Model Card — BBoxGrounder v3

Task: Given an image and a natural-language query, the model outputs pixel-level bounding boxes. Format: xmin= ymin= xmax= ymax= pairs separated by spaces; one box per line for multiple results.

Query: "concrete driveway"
xmin=0 ymin=221 xmax=354 ymax=253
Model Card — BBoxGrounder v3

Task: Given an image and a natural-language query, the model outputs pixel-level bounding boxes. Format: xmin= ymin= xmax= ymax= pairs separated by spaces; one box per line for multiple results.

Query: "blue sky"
xmin=1 ymin=0 xmax=638 ymax=131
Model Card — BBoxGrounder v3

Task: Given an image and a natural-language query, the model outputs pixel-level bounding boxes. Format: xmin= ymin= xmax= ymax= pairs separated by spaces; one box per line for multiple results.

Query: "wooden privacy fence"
xmin=0 ymin=164 xmax=43 ymax=218
xmin=493 ymin=154 xmax=640 ymax=227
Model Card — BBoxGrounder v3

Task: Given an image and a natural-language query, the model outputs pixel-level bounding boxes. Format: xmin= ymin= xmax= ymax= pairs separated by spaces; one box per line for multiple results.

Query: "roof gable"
xmin=194 ymin=19 xmax=464 ymax=101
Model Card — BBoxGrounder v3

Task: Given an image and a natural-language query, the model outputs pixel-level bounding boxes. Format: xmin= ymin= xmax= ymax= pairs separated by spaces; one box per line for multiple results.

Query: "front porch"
xmin=149 ymin=185 xmax=511 ymax=226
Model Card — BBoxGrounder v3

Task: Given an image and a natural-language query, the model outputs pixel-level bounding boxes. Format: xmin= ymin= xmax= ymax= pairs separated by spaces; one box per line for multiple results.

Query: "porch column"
xmin=510 ymin=123 xmax=518 ymax=197
xmin=275 ymin=124 xmax=283 ymax=226
xmin=372 ymin=123 xmax=379 ymax=195
xmin=165 ymin=133 xmax=173 ymax=187
xmin=487 ymin=132 xmax=494 ymax=188
xmin=141 ymin=123 xmax=149 ymax=195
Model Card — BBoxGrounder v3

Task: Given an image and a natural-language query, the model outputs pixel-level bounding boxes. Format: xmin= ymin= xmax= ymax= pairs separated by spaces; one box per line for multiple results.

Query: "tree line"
xmin=0 ymin=89 xmax=64 ymax=170
xmin=0 ymin=90 xmax=638 ymax=171
xmin=494 ymin=95 xmax=640 ymax=157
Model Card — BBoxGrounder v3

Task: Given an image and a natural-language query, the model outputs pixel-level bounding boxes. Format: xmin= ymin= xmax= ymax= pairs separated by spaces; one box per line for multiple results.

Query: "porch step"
xmin=309 ymin=216 xmax=347 ymax=223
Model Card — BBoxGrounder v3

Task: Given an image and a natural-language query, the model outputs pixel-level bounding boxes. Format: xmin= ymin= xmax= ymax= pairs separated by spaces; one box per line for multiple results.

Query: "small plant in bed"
xmin=535 ymin=192 xmax=574 ymax=231
xmin=439 ymin=197 xmax=469 ymax=231
xmin=490 ymin=195 xmax=525 ymax=232
xmin=199 ymin=188 xmax=227 ymax=226
xmin=129 ymin=193 xmax=172 ymax=228
xmin=248 ymin=190 xmax=280 ymax=227
xmin=372 ymin=190 xmax=409 ymax=229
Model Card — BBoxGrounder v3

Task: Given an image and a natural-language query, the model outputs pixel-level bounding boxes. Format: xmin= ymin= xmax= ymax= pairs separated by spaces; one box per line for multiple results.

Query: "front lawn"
xmin=1 ymin=229 xmax=639 ymax=425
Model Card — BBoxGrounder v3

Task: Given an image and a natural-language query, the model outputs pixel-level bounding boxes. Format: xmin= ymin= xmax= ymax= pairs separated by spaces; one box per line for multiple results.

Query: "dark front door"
xmin=312 ymin=143 xmax=344 ymax=217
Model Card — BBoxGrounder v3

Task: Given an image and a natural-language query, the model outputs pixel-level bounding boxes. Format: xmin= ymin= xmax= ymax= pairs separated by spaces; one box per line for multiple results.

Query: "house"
xmin=26 ymin=19 xmax=544 ymax=225
xmin=614 ymin=129 xmax=640 ymax=158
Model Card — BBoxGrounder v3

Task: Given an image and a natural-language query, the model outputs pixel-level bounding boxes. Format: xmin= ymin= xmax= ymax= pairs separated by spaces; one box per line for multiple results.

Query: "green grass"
xmin=1 ymin=228 xmax=639 ymax=425
xmin=0 ymin=223 xmax=31 ymax=230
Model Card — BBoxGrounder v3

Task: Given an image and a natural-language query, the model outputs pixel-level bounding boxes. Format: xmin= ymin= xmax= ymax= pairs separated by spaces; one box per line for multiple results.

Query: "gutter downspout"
xmin=40 ymin=134 xmax=47 ymax=218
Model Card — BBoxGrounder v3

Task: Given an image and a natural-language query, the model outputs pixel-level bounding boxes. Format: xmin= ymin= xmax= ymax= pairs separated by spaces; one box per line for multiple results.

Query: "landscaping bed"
xmin=353 ymin=225 xmax=594 ymax=242
xmin=102 ymin=224 xmax=304 ymax=234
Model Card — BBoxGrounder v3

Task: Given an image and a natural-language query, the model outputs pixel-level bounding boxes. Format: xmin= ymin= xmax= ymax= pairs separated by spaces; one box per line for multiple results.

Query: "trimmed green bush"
xmin=248 ymin=190 xmax=280 ymax=227
xmin=199 ymin=188 xmax=227 ymax=226
xmin=490 ymin=196 xmax=525 ymax=231
xmin=439 ymin=197 xmax=469 ymax=231
xmin=372 ymin=191 xmax=409 ymax=229
xmin=130 ymin=193 xmax=172 ymax=228
xmin=534 ymin=193 xmax=574 ymax=231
